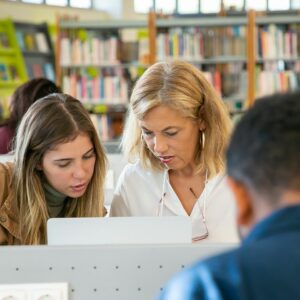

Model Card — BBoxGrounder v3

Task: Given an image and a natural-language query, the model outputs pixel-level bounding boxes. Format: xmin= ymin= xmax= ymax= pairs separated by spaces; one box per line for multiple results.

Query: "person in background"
xmin=0 ymin=78 xmax=60 ymax=154
xmin=159 ymin=90 xmax=300 ymax=300
xmin=0 ymin=93 xmax=107 ymax=245
xmin=110 ymin=60 xmax=238 ymax=243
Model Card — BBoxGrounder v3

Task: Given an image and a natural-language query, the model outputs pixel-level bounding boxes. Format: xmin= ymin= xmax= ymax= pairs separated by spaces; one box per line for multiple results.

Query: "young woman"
xmin=110 ymin=61 xmax=239 ymax=243
xmin=0 ymin=93 xmax=107 ymax=245
xmin=0 ymin=78 xmax=61 ymax=154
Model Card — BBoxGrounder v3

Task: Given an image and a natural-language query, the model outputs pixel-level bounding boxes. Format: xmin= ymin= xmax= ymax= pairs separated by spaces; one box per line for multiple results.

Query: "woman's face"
xmin=40 ymin=133 xmax=96 ymax=198
xmin=139 ymin=105 xmax=204 ymax=172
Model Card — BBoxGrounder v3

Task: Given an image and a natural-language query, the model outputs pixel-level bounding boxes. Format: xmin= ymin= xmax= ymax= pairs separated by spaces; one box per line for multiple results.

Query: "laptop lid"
xmin=47 ymin=216 xmax=192 ymax=245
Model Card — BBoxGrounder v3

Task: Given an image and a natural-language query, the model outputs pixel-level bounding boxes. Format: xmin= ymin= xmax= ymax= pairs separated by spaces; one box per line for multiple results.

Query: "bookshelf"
xmin=149 ymin=12 xmax=248 ymax=113
xmin=56 ymin=18 xmax=149 ymax=151
xmin=252 ymin=13 xmax=300 ymax=101
xmin=14 ymin=21 xmax=56 ymax=82
xmin=55 ymin=11 xmax=300 ymax=151
xmin=0 ymin=18 xmax=27 ymax=120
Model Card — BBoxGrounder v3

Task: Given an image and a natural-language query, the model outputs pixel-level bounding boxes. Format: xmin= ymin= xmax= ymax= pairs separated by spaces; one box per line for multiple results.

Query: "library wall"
xmin=0 ymin=2 xmax=110 ymax=23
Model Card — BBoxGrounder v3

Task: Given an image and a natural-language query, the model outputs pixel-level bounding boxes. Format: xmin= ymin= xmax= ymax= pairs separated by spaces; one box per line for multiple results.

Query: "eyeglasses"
xmin=157 ymin=172 xmax=209 ymax=242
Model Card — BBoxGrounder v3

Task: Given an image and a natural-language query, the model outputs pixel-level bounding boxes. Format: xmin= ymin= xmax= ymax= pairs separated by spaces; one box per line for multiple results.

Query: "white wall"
xmin=0 ymin=0 xmax=147 ymax=23
xmin=0 ymin=1 xmax=110 ymax=23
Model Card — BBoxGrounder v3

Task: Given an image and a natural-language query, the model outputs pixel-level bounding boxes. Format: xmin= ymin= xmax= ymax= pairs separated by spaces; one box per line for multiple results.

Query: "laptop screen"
xmin=47 ymin=216 xmax=192 ymax=245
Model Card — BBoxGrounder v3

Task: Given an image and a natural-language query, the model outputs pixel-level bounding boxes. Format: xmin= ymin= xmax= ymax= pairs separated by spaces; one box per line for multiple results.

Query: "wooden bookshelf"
xmin=56 ymin=17 xmax=149 ymax=148
xmin=55 ymin=11 xmax=300 ymax=151
xmin=254 ymin=13 xmax=300 ymax=100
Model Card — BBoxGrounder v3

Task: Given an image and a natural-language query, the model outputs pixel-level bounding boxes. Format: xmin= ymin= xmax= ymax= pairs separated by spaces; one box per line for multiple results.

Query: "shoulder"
xmin=0 ymin=162 xmax=14 ymax=205
xmin=0 ymin=162 xmax=14 ymax=180
xmin=118 ymin=161 xmax=164 ymax=186
xmin=160 ymin=248 xmax=242 ymax=300
xmin=207 ymin=173 xmax=234 ymax=202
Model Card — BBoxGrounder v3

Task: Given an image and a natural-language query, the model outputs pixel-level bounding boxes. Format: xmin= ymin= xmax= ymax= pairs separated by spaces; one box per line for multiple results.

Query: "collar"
xmin=43 ymin=181 xmax=67 ymax=218
xmin=243 ymin=204 xmax=300 ymax=245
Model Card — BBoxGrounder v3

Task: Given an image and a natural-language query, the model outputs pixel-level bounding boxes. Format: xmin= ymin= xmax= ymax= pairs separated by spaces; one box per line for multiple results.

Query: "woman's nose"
xmin=153 ymin=136 xmax=168 ymax=154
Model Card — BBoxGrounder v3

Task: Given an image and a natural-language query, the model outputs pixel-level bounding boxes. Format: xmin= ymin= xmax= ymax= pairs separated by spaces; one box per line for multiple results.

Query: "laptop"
xmin=47 ymin=216 xmax=192 ymax=245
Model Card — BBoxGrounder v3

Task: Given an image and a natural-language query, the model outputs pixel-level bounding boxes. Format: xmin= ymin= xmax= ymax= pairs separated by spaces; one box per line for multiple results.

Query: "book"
xmin=0 ymin=32 xmax=9 ymax=48
xmin=43 ymin=63 xmax=55 ymax=81
xmin=15 ymin=30 xmax=25 ymax=50
xmin=8 ymin=64 xmax=19 ymax=81
xmin=0 ymin=63 xmax=9 ymax=81
xmin=35 ymin=32 xmax=49 ymax=53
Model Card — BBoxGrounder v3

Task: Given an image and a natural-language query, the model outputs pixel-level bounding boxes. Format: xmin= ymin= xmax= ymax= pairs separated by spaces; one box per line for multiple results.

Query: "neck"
xmin=169 ymin=164 xmax=198 ymax=178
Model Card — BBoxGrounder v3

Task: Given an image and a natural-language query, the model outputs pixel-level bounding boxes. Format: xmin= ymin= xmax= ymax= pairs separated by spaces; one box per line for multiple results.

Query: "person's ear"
xmin=36 ymin=163 xmax=43 ymax=171
xmin=197 ymin=119 xmax=206 ymax=131
xmin=227 ymin=177 xmax=254 ymax=227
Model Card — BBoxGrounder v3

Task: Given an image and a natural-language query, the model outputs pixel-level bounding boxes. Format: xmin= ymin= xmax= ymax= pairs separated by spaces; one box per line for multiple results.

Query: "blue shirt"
xmin=159 ymin=204 xmax=300 ymax=300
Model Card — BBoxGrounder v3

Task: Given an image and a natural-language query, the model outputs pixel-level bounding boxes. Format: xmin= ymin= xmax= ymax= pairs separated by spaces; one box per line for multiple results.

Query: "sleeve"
xmin=109 ymin=166 xmax=131 ymax=216
xmin=0 ymin=163 xmax=11 ymax=245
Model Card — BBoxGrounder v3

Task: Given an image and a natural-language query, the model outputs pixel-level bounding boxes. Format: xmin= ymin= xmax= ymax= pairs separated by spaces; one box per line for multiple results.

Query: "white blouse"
xmin=110 ymin=161 xmax=239 ymax=243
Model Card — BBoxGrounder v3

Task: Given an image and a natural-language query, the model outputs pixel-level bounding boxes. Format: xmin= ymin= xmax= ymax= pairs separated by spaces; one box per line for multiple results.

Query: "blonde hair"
xmin=123 ymin=60 xmax=232 ymax=178
xmin=13 ymin=93 xmax=107 ymax=245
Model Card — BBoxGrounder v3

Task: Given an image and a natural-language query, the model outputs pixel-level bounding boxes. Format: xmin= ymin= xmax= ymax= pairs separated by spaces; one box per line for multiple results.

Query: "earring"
xmin=201 ymin=131 xmax=205 ymax=150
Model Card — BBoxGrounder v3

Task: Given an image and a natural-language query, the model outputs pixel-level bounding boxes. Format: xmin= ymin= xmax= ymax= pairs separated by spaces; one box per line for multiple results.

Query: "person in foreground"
xmin=0 ymin=93 xmax=107 ymax=245
xmin=110 ymin=60 xmax=238 ymax=243
xmin=0 ymin=78 xmax=61 ymax=154
xmin=159 ymin=90 xmax=300 ymax=300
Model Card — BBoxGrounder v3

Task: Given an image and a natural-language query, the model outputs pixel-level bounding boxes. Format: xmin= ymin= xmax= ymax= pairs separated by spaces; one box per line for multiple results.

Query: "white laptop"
xmin=47 ymin=216 xmax=192 ymax=245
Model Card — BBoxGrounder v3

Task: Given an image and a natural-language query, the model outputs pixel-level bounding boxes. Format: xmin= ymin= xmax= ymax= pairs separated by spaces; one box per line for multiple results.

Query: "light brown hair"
xmin=13 ymin=93 xmax=107 ymax=244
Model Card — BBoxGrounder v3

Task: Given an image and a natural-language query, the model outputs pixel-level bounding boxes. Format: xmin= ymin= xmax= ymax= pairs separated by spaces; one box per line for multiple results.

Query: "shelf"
xmin=159 ymin=56 xmax=247 ymax=64
xmin=0 ymin=80 xmax=22 ymax=88
xmin=256 ymin=15 xmax=300 ymax=25
xmin=22 ymin=50 xmax=53 ymax=57
xmin=0 ymin=48 xmax=17 ymax=55
xmin=256 ymin=57 xmax=300 ymax=63
xmin=83 ymin=103 xmax=127 ymax=113
xmin=60 ymin=20 xmax=148 ymax=30
xmin=156 ymin=17 xmax=247 ymax=28
xmin=61 ymin=62 xmax=150 ymax=69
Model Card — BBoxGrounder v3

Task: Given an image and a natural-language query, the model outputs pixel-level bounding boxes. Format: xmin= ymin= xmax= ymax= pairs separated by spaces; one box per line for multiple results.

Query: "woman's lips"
xmin=159 ymin=156 xmax=174 ymax=164
xmin=71 ymin=183 xmax=86 ymax=193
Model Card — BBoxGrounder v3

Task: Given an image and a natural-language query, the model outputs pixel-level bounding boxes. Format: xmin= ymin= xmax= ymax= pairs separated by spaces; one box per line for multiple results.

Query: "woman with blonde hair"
xmin=0 ymin=93 xmax=107 ymax=245
xmin=110 ymin=61 xmax=238 ymax=242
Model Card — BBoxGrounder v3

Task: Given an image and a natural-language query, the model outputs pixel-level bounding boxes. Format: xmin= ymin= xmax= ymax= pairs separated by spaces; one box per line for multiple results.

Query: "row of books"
xmin=62 ymin=73 xmax=128 ymax=104
xmin=16 ymin=30 xmax=50 ymax=53
xmin=0 ymin=63 xmax=19 ymax=81
xmin=90 ymin=112 xmax=125 ymax=142
xmin=60 ymin=35 xmax=119 ymax=66
xmin=256 ymin=70 xmax=300 ymax=97
xmin=257 ymin=24 xmax=300 ymax=59
xmin=157 ymin=26 xmax=246 ymax=61
xmin=193 ymin=62 xmax=247 ymax=99
xmin=26 ymin=62 xmax=55 ymax=81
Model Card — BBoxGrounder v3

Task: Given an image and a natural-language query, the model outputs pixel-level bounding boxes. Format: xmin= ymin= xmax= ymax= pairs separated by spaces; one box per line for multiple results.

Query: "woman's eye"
xmin=83 ymin=153 xmax=95 ymax=160
xmin=143 ymin=131 xmax=153 ymax=136
xmin=57 ymin=162 xmax=70 ymax=168
xmin=165 ymin=132 xmax=177 ymax=136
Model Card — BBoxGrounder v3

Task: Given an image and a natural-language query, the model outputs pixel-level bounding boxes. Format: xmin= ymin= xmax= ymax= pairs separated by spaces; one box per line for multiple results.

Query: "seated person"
xmin=159 ymin=90 xmax=300 ymax=299
xmin=0 ymin=78 xmax=60 ymax=154
xmin=110 ymin=60 xmax=238 ymax=243
xmin=0 ymin=93 xmax=107 ymax=245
